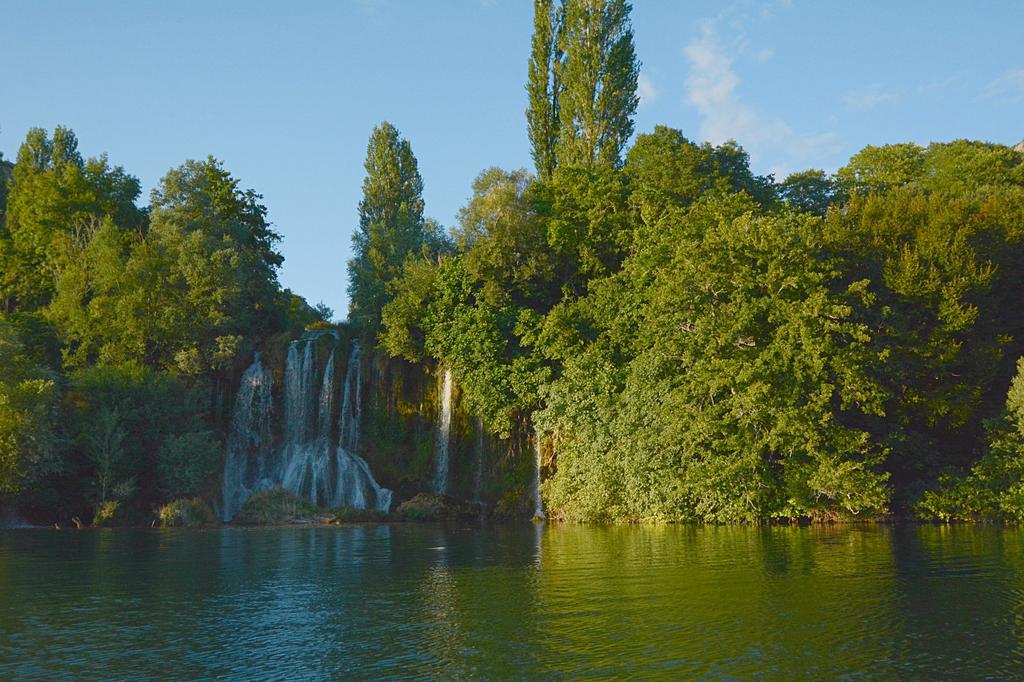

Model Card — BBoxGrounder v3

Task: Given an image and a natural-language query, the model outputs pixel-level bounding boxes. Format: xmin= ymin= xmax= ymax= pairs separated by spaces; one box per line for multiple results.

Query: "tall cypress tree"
xmin=526 ymin=0 xmax=561 ymax=180
xmin=554 ymin=0 xmax=639 ymax=168
xmin=347 ymin=121 xmax=426 ymax=336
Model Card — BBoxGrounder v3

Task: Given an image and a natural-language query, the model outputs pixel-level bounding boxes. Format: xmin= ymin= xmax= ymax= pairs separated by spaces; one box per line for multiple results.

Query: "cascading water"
xmin=532 ymin=426 xmax=545 ymax=520
xmin=332 ymin=341 xmax=392 ymax=512
xmin=433 ymin=368 xmax=453 ymax=495
xmin=279 ymin=339 xmax=334 ymax=506
xmin=472 ymin=416 xmax=484 ymax=505
xmin=221 ymin=354 xmax=273 ymax=521
xmin=221 ymin=333 xmax=392 ymax=521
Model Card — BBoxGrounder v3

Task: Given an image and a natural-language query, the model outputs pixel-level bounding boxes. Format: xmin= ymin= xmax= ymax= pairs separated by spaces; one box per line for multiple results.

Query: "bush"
xmin=92 ymin=500 xmax=122 ymax=527
xmin=159 ymin=497 xmax=216 ymax=527
xmin=232 ymin=487 xmax=321 ymax=525
xmin=304 ymin=320 xmax=336 ymax=332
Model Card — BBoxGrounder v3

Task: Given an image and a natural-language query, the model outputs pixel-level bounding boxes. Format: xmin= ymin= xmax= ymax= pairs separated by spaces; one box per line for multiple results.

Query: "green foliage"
xmin=393 ymin=492 xmax=479 ymax=521
xmin=545 ymin=164 xmax=631 ymax=283
xmin=156 ymin=431 xmax=220 ymax=500
xmin=778 ymin=170 xmax=840 ymax=217
xmin=91 ymin=499 xmax=123 ymax=527
xmin=525 ymin=0 xmax=639 ymax=173
xmin=49 ymin=157 xmax=287 ymax=374
xmin=539 ymin=199 xmax=890 ymax=522
xmin=66 ymin=364 xmax=220 ymax=509
xmin=158 ymin=497 xmax=216 ymax=527
xmin=837 ymin=143 xmax=926 ymax=194
xmin=555 ymin=0 xmax=639 ymax=168
xmin=82 ymin=405 xmax=129 ymax=505
xmin=0 ymin=127 xmax=143 ymax=312
xmin=424 ymin=257 xmax=548 ymax=435
xmin=837 ymin=140 xmax=1024 ymax=197
xmin=380 ymin=258 xmax=438 ymax=362
xmin=823 ymin=187 xmax=1024 ymax=496
xmin=455 ymin=168 xmax=557 ymax=305
xmin=527 ymin=0 xmax=561 ymax=180
xmin=0 ymin=315 xmax=59 ymax=495
xmin=625 ymin=127 xmax=776 ymax=230
xmin=348 ymin=122 xmax=429 ymax=337
xmin=327 ymin=506 xmax=387 ymax=523
xmin=917 ymin=358 xmax=1024 ymax=522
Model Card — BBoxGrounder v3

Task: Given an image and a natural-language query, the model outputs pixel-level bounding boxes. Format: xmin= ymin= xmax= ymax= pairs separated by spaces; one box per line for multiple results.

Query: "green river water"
xmin=1 ymin=523 xmax=1023 ymax=679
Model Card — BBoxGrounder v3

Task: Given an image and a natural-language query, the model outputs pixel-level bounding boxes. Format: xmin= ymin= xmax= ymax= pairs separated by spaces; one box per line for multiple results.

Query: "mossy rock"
xmin=233 ymin=487 xmax=321 ymax=525
xmin=394 ymin=493 xmax=479 ymax=522
xmin=159 ymin=498 xmax=217 ymax=528
xmin=327 ymin=507 xmax=388 ymax=524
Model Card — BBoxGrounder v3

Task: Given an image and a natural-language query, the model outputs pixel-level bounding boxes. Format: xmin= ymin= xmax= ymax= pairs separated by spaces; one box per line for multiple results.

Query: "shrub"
xmin=159 ymin=497 xmax=216 ymax=527
xmin=92 ymin=500 xmax=122 ymax=527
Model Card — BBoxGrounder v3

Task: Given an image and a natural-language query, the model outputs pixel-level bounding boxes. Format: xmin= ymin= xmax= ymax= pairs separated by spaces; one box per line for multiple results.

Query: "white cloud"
xmin=353 ymin=0 xmax=387 ymax=16
xmin=682 ymin=17 xmax=838 ymax=176
xmin=843 ymin=85 xmax=899 ymax=111
xmin=983 ymin=68 xmax=1024 ymax=102
xmin=637 ymin=72 xmax=657 ymax=107
xmin=916 ymin=72 xmax=964 ymax=96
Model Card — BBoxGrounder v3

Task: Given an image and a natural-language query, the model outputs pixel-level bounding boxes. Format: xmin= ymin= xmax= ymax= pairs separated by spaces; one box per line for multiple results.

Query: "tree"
xmin=454 ymin=168 xmax=556 ymax=306
xmin=67 ymin=363 xmax=220 ymax=508
xmin=0 ymin=315 xmax=58 ymax=496
xmin=625 ymin=127 xmax=776 ymax=226
xmin=836 ymin=143 xmax=925 ymax=195
xmin=554 ymin=0 xmax=639 ymax=168
xmin=918 ymin=356 xmax=1024 ymax=522
xmin=83 ymin=406 xmax=128 ymax=505
xmin=0 ymin=127 xmax=142 ymax=312
xmin=823 ymin=187 xmax=1024 ymax=501
xmin=539 ymin=198 xmax=890 ymax=522
xmin=348 ymin=122 xmax=427 ymax=336
xmin=778 ymin=169 xmax=840 ymax=217
xmin=527 ymin=0 xmax=562 ymax=180
xmin=50 ymin=158 xmax=287 ymax=374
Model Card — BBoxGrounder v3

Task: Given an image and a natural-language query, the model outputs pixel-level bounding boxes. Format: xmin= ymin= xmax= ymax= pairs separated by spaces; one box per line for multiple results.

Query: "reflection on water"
xmin=2 ymin=524 xmax=1024 ymax=678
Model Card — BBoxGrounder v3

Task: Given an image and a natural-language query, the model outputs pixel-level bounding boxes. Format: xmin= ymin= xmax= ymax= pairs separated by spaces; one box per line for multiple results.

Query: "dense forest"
xmin=3 ymin=0 xmax=1024 ymax=526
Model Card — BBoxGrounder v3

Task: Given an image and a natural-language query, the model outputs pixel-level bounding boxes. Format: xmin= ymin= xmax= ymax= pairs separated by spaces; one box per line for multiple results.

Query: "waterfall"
xmin=279 ymin=338 xmax=334 ymax=506
xmin=333 ymin=341 xmax=393 ymax=512
xmin=221 ymin=333 xmax=392 ymax=521
xmin=433 ymin=368 xmax=453 ymax=495
xmin=221 ymin=354 xmax=273 ymax=521
xmin=532 ymin=426 xmax=545 ymax=520
xmin=472 ymin=416 xmax=485 ymax=505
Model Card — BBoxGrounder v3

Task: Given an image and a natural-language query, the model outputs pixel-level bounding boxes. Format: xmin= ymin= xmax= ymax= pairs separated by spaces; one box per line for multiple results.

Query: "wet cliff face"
xmin=222 ymin=325 xmax=539 ymax=519
xmin=359 ymin=349 xmax=537 ymax=517
xmin=220 ymin=330 xmax=390 ymax=521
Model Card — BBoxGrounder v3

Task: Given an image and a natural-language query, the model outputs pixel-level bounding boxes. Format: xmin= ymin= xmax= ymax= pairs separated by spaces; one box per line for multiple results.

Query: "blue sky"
xmin=2 ymin=0 xmax=1022 ymax=318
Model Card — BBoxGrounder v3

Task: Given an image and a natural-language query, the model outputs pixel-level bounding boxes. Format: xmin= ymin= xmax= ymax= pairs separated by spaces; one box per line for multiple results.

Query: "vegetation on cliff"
xmin=2 ymin=0 xmax=1024 ymax=524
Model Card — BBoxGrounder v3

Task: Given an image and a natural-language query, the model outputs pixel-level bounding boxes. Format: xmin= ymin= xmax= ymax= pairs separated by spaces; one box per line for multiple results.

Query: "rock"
xmin=394 ymin=493 xmax=479 ymax=521
xmin=1014 ymin=139 xmax=1024 ymax=154
xmin=232 ymin=487 xmax=321 ymax=525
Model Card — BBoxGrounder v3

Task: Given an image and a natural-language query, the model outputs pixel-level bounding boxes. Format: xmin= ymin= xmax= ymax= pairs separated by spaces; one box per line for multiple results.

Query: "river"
xmin=2 ymin=524 xmax=1023 ymax=678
